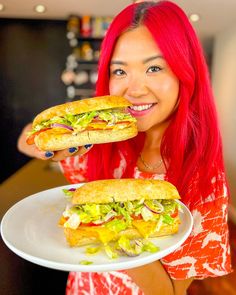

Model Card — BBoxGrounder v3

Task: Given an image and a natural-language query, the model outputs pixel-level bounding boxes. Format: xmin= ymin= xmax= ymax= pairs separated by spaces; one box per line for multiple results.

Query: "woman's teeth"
xmin=129 ymin=104 xmax=153 ymax=111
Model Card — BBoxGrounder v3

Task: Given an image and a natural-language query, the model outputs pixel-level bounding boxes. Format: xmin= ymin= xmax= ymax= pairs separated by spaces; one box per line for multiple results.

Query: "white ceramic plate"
xmin=1 ymin=184 xmax=193 ymax=272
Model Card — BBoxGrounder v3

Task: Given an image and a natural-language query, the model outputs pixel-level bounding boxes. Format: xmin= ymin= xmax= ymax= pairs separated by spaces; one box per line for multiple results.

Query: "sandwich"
xmin=26 ymin=95 xmax=138 ymax=151
xmin=59 ymin=179 xmax=181 ymax=258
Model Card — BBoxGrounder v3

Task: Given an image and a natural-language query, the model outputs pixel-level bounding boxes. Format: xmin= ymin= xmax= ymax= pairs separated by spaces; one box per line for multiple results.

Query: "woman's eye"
xmin=111 ymin=69 xmax=126 ymax=76
xmin=147 ymin=66 xmax=162 ymax=73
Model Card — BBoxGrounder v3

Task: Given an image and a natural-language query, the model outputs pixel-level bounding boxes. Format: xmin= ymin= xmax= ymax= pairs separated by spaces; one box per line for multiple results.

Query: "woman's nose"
xmin=126 ymin=77 xmax=148 ymax=98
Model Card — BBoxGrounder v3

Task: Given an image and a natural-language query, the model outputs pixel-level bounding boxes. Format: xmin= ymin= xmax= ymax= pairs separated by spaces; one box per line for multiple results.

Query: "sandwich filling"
xmin=59 ymin=190 xmax=181 ymax=258
xmin=27 ymin=108 xmax=136 ymax=144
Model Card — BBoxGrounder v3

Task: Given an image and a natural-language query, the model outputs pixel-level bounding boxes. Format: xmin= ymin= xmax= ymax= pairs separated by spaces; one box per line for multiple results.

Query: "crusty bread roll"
xmin=60 ymin=179 xmax=181 ymax=251
xmin=34 ymin=123 xmax=137 ymax=151
xmin=29 ymin=95 xmax=138 ymax=151
xmin=72 ymin=179 xmax=180 ymax=204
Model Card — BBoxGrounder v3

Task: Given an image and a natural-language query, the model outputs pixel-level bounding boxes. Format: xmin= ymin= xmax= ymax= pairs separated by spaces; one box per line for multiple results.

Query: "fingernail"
xmin=68 ymin=147 xmax=78 ymax=153
xmin=84 ymin=144 xmax=93 ymax=149
xmin=45 ymin=151 xmax=54 ymax=158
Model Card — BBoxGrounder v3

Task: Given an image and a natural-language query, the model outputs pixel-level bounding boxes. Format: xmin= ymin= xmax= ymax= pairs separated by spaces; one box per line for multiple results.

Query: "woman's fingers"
xmin=17 ymin=124 xmax=53 ymax=160
xmin=25 ymin=145 xmax=55 ymax=160
xmin=51 ymin=144 xmax=93 ymax=162
xmin=77 ymin=144 xmax=93 ymax=155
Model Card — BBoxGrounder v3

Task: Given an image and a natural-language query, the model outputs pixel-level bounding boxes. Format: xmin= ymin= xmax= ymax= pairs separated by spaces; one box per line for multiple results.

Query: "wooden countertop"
xmin=0 ymin=159 xmax=68 ymax=219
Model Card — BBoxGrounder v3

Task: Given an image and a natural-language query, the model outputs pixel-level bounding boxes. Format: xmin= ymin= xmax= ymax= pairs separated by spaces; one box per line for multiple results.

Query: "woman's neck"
xmin=137 ymin=122 xmax=169 ymax=174
xmin=143 ymin=122 xmax=168 ymax=150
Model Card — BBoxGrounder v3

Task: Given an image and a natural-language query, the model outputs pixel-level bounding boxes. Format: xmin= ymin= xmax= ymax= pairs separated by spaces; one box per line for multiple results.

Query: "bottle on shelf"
xmin=81 ymin=15 xmax=92 ymax=37
xmin=62 ymin=14 xmax=114 ymax=100
xmin=80 ymin=42 xmax=94 ymax=61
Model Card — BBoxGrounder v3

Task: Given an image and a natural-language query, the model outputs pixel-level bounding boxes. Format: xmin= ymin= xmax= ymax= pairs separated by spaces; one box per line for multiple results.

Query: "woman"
xmin=18 ymin=1 xmax=232 ymax=294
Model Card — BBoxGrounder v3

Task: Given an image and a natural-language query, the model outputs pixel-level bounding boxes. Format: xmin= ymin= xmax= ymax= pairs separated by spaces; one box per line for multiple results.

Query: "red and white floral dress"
xmin=60 ymin=153 xmax=232 ymax=295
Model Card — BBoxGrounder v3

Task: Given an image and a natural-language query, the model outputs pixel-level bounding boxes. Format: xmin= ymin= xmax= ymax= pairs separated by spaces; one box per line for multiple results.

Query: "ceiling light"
xmin=0 ymin=3 xmax=5 ymax=11
xmin=189 ymin=13 xmax=200 ymax=22
xmin=34 ymin=4 xmax=47 ymax=14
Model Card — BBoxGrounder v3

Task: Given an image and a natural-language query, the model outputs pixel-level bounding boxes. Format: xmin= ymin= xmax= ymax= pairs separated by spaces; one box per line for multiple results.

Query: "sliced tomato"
xmin=26 ymin=128 xmax=51 ymax=145
xmin=91 ymin=119 xmax=106 ymax=123
xmin=116 ymin=121 xmax=132 ymax=125
xmin=86 ymin=123 xmax=131 ymax=131
xmin=131 ymin=214 xmax=143 ymax=220
xmin=86 ymin=125 xmax=113 ymax=131
xmin=60 ymin=217 xmax=104 ymax=227
xmin=171 ymin=209 xmax=178 ymax=218
xmin=80 ymin=221 xmax=105 ymax=227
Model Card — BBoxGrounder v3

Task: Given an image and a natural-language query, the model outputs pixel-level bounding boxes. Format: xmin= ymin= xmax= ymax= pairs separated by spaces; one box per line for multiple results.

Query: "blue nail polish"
xmin=84 ymin=144 xmax=93 ymax=149
xmin=45 ymin=151 xmax=54 ymax=158
xmin=68 ymin=147 xmax=78 ymax=153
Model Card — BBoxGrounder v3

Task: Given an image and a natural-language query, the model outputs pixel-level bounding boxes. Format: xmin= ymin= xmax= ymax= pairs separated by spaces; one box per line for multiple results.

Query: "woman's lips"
xmin=128 ymin=103 xmax=156 ymax=117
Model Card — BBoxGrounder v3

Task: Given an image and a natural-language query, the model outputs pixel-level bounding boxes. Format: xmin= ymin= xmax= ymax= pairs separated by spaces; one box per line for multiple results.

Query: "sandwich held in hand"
xmin=26 ymin=96 xmax=138 ymax=151
xmin=59 ymin=179 xmax=182 ymax=259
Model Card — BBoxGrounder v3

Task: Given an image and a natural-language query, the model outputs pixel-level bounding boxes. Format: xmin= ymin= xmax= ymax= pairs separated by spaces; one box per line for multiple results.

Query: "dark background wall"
xmin=0 ymin=18 xmax=70 ymax=183
xmin=0 ymin=18 xmax=70 ymax=294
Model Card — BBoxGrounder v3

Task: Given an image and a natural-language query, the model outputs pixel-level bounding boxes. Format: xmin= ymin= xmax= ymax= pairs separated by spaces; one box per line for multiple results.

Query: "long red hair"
xmin=87 ymin=1 xmax=226 ymax=203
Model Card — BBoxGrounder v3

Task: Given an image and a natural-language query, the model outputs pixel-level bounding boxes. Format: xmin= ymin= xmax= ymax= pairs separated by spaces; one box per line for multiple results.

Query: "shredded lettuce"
xmin=62 ymin=189 xmax=74 ymax=199
xmin=142 ymin=240 xmax=160 ymax=253
xmin=162 ymin=214 xmax=175 ymax=225
xmin=104 ymin=244 xmax=118 ymax=259
xmin=105 ymin=219 xmax=127 ymax=232
xmin=85 ymin=246 xmax=101 ymax=255
xmin=161 ymin=200 xmax=177 ymax=214
xmin=63 ymin=199 xmax=179 ymax=227
xmin=79 ymin=260 xmax=93 ymax=265
xmin=32 ymin=108 xmax=136 ymax=133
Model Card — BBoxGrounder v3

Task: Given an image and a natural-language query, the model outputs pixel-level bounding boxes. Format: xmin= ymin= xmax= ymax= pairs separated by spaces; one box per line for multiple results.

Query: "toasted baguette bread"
xmin=72 ymin=179 xmax=180 ymax=205
xmin=34 ymin=123 xmax=137 ymax=151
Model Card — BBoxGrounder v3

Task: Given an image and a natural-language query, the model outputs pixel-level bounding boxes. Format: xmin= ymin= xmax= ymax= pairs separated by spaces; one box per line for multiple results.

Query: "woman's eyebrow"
xmin=143 ymin=55 xmax=163 ymax=64
xmin=110 ymin=55 xmax=163 ymax=66
xmin=110 ymin=60 xmax=127 ymax=65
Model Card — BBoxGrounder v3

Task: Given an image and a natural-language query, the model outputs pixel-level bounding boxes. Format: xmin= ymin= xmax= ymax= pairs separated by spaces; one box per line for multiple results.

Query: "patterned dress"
xmin=59 ymin=153 xmax=232 ymax=295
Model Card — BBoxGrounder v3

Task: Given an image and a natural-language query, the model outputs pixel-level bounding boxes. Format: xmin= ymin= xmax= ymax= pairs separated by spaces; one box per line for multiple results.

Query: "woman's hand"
xmin=17 ymin=123 xmax=93 ymax=161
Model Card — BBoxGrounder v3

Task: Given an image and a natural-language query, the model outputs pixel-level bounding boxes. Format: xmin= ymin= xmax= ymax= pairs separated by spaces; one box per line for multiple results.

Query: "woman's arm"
xmin=126 ymin=261 xmax=193 ymax=295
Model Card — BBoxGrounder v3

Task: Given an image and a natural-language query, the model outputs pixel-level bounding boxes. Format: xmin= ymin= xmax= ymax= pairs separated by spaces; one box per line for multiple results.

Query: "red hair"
xmin=87 ymin=1 xmax=226 ymax=203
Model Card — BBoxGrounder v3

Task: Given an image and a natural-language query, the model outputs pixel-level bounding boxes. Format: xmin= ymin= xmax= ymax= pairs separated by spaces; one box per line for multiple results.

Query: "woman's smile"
xmin=128 ymin=103 xmax=157 ymax=117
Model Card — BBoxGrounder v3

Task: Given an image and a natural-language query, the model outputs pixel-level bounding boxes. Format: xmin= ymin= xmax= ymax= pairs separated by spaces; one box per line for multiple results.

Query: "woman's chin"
xmin=137 ymin=125 xmax=149 ymax=132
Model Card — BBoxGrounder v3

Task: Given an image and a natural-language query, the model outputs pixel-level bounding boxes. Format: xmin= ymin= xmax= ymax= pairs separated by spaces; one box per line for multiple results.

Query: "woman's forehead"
xmin=111 ymin=26 xmax=162 ymax=60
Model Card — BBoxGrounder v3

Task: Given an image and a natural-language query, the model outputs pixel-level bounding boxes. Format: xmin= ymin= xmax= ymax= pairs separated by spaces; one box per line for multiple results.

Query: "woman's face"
xmin=109 ymin=26 xmax=179 ymax=132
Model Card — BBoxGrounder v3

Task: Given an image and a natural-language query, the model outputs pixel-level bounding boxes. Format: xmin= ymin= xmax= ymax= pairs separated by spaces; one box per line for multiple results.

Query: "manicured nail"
xmin=68 ymin=147 xmax=78 ymax=153
xmin=84 ymin=144 xmax=93 ymax=149
xmin=45 ymin=151 xmax=54 ymax=158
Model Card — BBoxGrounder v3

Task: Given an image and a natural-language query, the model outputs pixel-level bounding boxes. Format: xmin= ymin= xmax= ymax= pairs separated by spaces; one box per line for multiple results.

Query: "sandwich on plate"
xmin=59 ymin=179 xmax=182 ymax=258
xmin=26 ymin=95 xmax=138 ymax=151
